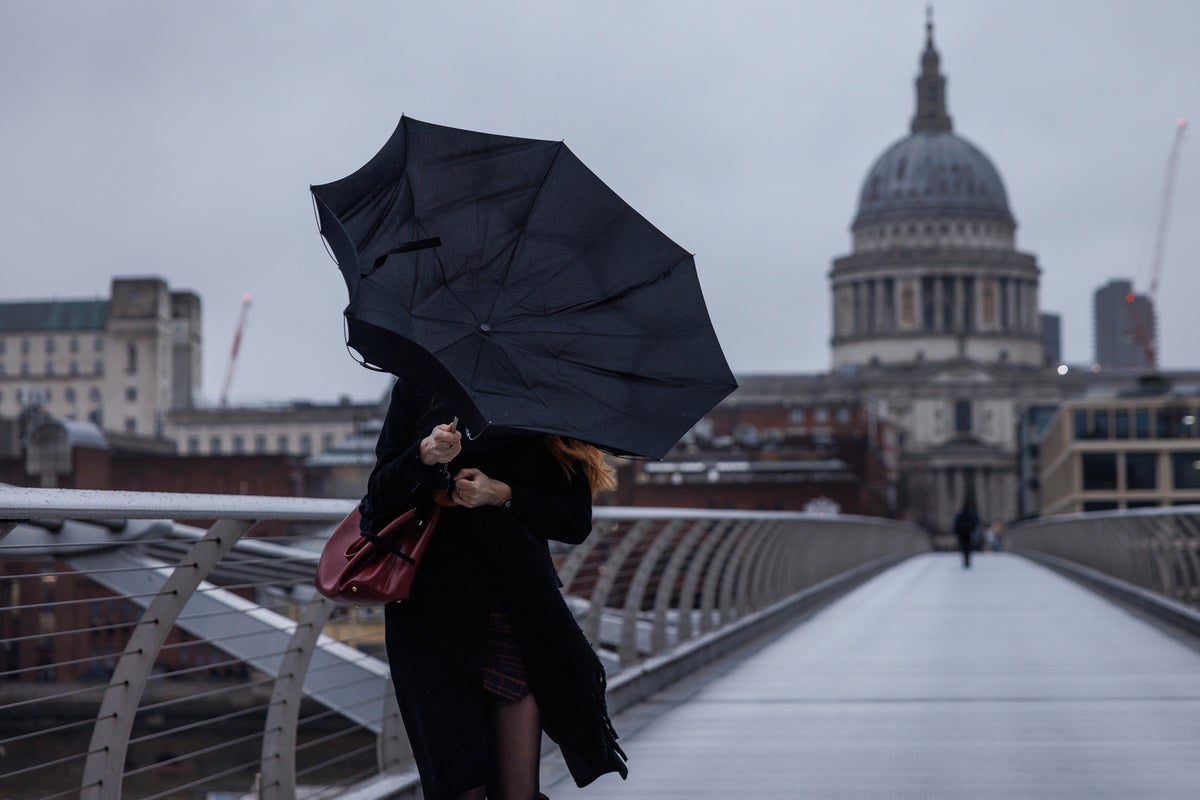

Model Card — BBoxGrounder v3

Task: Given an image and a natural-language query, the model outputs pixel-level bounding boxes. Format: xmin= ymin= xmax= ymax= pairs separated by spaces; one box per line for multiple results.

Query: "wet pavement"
xmin=542 ymin=552 xmax=1200 ymax=799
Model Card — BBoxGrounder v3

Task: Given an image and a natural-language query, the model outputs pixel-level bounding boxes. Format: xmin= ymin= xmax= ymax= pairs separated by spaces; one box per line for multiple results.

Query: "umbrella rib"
xmin=486 ymin=143 xmax=567 ymax=324
xmin=480 ymin=344 xmax=580 ymax=432
xmin=508 ymin=251 xmax=694 ymax=322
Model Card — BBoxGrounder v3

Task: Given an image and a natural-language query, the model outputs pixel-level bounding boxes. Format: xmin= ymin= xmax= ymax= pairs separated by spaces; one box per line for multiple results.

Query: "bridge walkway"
xmin=542 ymin=552 xmax=1200 ymax=799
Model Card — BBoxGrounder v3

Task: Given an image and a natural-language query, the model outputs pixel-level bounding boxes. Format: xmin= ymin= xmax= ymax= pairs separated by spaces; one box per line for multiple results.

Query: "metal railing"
xmin=1005 ymin=506 xmax=1200 ymax=610
xmin=0 ymin=487 xmax=928 ymax=800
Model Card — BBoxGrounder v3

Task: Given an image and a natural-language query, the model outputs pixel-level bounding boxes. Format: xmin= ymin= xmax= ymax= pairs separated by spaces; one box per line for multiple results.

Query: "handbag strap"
xmin=357 ymin=515 xmax=434 ymax=564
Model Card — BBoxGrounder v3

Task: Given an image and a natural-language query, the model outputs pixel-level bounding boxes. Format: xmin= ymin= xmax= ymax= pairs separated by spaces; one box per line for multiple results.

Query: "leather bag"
xmin=315 ymin=504 xmax=440 ymax=606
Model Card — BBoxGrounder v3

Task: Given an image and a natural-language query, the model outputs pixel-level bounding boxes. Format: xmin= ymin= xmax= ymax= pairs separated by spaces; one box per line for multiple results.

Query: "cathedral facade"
xmin=740 ymin=21 xmax=1093 ymax=532
xmin=826 ymin=20 xmax=1060 ymax=528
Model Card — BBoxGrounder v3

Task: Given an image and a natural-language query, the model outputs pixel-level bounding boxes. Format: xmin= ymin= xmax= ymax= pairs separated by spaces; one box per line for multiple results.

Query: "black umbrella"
xmin=311 ymin=116 xmax=736 ymax=459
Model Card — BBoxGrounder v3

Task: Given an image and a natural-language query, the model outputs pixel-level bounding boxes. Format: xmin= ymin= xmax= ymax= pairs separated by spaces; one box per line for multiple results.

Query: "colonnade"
xmin=836 ymin=274 xmax=1038 ymax=338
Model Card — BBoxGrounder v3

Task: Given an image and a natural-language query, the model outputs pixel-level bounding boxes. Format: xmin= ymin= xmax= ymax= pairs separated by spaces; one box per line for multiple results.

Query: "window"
xmin=20 ymin=362 xmax=30 ymax=377
xmin=20 ymin=338 xmax=30 ymax=355
xmin=124 ymin=417 xmax=137 ymax=434
xmin=232 ymin=435 xmax=244 ymax=455
xmin=69 ymin=336 xmax=79 ymax=353
xmin=0 ymin=364 xmax=5 ymax=377
xmin=277 ymin=435 xmax=289 ymax=453
xmin=89 ymin=387 xmax=102 ymax=402
xmin=814 ymin=407 xmax=829 ymax=424
xmin=125 ymin=387 xmax=137 ymax=402
xmin=94 ymin=336 xmax=103 ymax=352
xmin=1135 ymin=409 xmax=1150 ymax=439
xmin=835 ymin=407 xmax=851 ymax=425
xmin=788 ymin=408 xmax=805 ymax=424
xmin=1171 ymin=408 xmax=1197 ymax=439
xmin=209 ymin=436 xmax=222 ymax=454
xmin=299 ymin=435 xmax=312 ymax=455
xmin=0 ymin=339 xmax=5 ymax=354
xmin=322 ymin=433 xmax=335 ymax=451
xmin=255 ymin=435 xmax=267 ymax=454
xmin=1081 ymin=453 xmax=1117 ymax=491
xmin=1155 ymin=410 xmax=1169 ymax=438
xmin=126 ymin=343 xmax=137 ymax=374
xmin=1170 ymin=453 xmax=1200 ymax=490
xmin=45 ymin=361 xmax=55 ymax=377
xmin=1114 ymin=410 xmax=1130 ymax=439
xmin=187 ymin=437 xmax=200 ymax=455
xmin=45 ymin=338 xmax=55 ymax=354
xmin=69 ymin=361 xmax=78 ymax=376
xmin=1125 ymin=453 xmax=1157 ymax=490
xmin=94 ymin=360 xmax=103 ymax=375
xmin=1073 ymin=411 xmax=1088 ymax=440
xmin=65 ymin=387 xmax=76 ymax=404
xmin=1082 ymin=501 xmax=1119 ymax=512
xmin=955 ymin=400 xmax=973 ymax=434
xmin=1091 ymin=410 xmax=1109 ymax=439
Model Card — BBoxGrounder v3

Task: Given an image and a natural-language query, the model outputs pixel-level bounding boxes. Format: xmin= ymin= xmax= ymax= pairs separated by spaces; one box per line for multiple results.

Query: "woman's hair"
xmin=547 ymin=436 xmax=617 ymax=496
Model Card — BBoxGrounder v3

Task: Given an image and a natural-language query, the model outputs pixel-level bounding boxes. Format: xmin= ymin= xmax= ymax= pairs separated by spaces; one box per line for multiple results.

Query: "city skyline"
xmin=1 ymin=1 xmax=1197 ymax=404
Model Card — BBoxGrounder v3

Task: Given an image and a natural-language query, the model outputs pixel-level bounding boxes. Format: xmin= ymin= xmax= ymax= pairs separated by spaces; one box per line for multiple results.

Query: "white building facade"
xmin=0 ymin=277 xmax=200 ymax=437
xmin=0 ymin=276 xmax=383 ymax=459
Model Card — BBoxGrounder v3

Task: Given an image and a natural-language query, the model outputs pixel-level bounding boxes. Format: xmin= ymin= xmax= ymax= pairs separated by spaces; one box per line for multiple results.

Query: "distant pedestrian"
xmin=987 ymin=519 xmax=1003 ymax=552
xmin=953 ymin=502 xmax=980 ymax=569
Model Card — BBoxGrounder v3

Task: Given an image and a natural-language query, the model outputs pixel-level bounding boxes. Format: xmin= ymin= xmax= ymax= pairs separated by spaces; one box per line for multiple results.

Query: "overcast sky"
xmin=1 ymin=0 xmax=1196 ymax=405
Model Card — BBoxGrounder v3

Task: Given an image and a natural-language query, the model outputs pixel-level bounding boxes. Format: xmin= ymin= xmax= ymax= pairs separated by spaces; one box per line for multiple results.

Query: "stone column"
xmin=856 ymin=281 xmax=867 ymax=336
xmin=884 ymin=278 xmax=896 ymax=331
xmin=933 ymin=278 xmax=945 ymax=332
xmin=1012 ymin=280 xmax=1023 ymax=332
xmin=873 ymin=279 xmax=886 ymax=333
xmin=1005 ymin=279 xmax=1016 ymax=331
xmin=954 ymin=276 xmax=965 ymax=331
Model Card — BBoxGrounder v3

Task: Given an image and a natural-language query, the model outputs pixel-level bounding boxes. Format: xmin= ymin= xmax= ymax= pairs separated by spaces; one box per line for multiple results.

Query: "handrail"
xmin=0 ymin=487 xmax=928 ymax=800
xmin=1005 ymin=506 xmax=1200 ymax=612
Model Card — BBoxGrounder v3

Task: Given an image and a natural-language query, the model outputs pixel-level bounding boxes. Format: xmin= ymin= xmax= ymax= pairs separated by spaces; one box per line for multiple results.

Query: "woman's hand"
xmin=450 ymin=468 xmax=512 ymax=508
xmin=419 ymin=422 xmax=461 ymax=466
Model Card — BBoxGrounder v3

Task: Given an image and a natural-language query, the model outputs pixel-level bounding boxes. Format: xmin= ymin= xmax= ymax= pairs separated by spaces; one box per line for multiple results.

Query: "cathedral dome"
xmin=854 ymin=131 xmax=1013 ymax=226
xmin=829 ymin=15 xmax=1044 ymax=374
xmin=852 ymin=15 xmax=1014 ymax=230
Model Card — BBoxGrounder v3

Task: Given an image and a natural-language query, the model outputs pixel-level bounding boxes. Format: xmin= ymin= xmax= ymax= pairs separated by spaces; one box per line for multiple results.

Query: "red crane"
xmin=220 ymin=294 xmax=252 ymax=406
xmin=1128 ymin=117 xmax=1188 ymax=369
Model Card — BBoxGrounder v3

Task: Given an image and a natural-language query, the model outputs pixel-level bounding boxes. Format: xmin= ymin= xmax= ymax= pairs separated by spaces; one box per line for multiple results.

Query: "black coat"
xmin=363 ymin=380 xmax=627 ymax=799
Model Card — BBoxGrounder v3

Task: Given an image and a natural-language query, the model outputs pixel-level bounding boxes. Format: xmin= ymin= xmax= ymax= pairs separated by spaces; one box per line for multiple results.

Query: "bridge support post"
xmin=80 ymin=518 xmax=255 ymax=800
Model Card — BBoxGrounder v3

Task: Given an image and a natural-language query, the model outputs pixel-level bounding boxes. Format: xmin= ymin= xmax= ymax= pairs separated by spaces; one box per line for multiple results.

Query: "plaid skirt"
xmin=481 ymin=608 xmax=530 ymax=702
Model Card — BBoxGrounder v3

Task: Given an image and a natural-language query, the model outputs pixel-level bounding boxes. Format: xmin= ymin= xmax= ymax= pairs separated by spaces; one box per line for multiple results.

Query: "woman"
xmin=360 ymin=378 xmax=627 ymax=800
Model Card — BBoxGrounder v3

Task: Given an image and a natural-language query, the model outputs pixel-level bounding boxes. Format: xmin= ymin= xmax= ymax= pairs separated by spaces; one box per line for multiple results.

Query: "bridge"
xmin=2 ymin=489 xmax=1199 ymax=799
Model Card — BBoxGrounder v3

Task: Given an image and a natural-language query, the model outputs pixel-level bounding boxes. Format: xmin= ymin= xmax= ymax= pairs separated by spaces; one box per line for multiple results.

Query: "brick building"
xmin=613 ymin=396 xmax=897 ymax=516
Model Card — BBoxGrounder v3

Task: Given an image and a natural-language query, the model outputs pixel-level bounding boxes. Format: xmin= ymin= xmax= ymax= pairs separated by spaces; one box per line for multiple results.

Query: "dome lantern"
xmin=912 ymin=7 xmax=952 ymax=133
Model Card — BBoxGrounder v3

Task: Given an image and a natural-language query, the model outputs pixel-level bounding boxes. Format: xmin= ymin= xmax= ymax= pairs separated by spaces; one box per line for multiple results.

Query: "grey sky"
xmin=2 ymin=0 xmax=1197 ymax=405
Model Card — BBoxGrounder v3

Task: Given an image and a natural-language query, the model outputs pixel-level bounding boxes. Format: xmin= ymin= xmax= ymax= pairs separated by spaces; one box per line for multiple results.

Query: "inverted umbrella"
xmin=311 ymin=116 xmax=736 ymax=459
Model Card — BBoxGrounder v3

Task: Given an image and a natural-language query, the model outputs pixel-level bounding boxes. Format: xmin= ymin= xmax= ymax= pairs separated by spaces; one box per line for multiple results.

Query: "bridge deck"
xmin=543 ymin=552 xmax=1200 ymax=799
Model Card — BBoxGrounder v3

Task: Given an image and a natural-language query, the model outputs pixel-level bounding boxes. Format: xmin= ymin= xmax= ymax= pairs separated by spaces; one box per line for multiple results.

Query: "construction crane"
xmin=1128 ymin=116 xmax=1188 ymax=369
xmin=220 ymin=294 xmax=252 ymax=406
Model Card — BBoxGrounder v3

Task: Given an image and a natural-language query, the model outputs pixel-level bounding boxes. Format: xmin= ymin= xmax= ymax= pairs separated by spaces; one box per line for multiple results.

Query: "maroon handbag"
xmin=315 ymin=504 xmax=440 ymax=606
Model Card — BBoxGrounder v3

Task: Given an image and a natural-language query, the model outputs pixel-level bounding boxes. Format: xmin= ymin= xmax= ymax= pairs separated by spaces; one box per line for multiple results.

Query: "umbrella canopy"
xmin=311 ymin=116 xmax=736 ymax=459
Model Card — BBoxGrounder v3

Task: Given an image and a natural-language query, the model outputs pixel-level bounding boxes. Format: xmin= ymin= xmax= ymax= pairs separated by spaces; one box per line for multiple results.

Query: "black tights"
xmin=448 ymin=692 xmax=542 ymax=800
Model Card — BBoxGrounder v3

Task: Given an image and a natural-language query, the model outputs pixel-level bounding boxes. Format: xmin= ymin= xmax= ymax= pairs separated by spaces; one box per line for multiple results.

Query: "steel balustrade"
xmin=1005 ymin=506 xmax=1200 ymax=610
xmin=0 ymin=487 xmax=927 ymax=800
